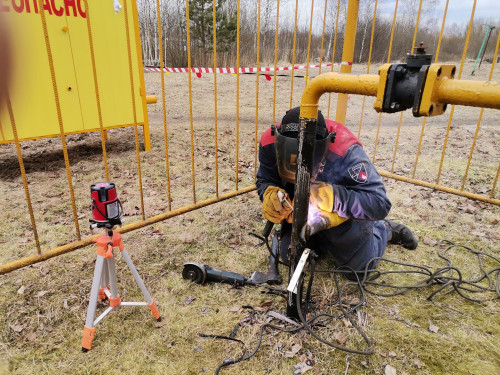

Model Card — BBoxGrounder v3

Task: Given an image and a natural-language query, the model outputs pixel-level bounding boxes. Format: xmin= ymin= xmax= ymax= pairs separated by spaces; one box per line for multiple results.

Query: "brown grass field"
xmin=0 ymin=61 xmax=499 ymax=374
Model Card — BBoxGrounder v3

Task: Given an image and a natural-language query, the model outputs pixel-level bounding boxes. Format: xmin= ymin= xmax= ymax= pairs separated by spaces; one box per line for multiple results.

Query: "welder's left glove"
xmin=309 ymin=182 xmax=348 ymax=229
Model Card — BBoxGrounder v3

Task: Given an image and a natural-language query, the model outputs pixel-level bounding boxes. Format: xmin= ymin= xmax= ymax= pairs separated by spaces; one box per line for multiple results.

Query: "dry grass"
xmin=1 ymin=61 xmax=499 ymax=374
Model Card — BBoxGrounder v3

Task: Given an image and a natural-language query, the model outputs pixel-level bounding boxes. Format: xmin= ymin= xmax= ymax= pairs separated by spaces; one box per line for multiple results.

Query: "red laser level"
xmin=90 ymin=182 xmax=123 ymax=228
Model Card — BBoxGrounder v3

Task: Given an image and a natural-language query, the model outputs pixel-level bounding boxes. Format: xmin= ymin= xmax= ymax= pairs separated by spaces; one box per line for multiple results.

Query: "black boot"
xmin=384 ymin=219 xmax=418 ymax=250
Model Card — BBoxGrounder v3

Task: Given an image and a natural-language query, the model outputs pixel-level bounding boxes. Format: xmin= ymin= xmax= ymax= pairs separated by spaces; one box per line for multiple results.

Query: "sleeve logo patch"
xmin=348 ymin=162 xmax=368 ymax=184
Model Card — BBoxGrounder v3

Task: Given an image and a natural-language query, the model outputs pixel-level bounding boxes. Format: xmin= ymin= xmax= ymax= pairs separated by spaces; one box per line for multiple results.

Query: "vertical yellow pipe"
xmin=327 ymin=0 xmax=341 ymax=119
xmin=335 ymin=0 xmax=359 ymax=125
xmin=372 ymin=0 xmax=398 ymax=162
xmin=436 ymin=0 xmax=477 ymax=185
xmin=390 ymin=0 xmax=423 ymax=173
xmin=156 ymin=0 xmax=172 ymax=210
xmin=254 ymin=0 xmax=262 ymax=182
xmin=83 ymin=0 xmax=109 ymax=181
xmin=124 ymin=0 xmax=146 ymax=220
xmin=236 ymin=0 xmax=241 ymax=191
xmin=5 ymin=97 xmax=41 ymax=254
xmin=461 ymin=29 xmax=500 ymax=190
xmin=213 ymin=0 xmax=219 ymax=196
xmin=357 ymin=0 xmax=378 ymax=138
xmin=38 ymin=0 xmax=80 ymax=239
xmin=413 ymin=0 xmax=449 ymax=179
xmin=289 ymin=0 xmax=299 ymax=109
xmin=185 ymin=0 xmax=197 ymax=204
xmin=272 ymin=0 xmax=280 ymax=124
xmin=318 ymin=0 xmax=328 ymax=75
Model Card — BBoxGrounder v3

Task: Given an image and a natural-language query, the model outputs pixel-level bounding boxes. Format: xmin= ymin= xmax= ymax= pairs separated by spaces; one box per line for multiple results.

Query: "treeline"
xmin=137 ymin=0 xmax=500 ymax=68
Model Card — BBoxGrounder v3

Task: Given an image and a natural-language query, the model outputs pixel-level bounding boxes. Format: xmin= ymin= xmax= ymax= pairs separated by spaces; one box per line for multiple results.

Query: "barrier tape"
xmin=144 ymin=63 xmax=338 ymax=73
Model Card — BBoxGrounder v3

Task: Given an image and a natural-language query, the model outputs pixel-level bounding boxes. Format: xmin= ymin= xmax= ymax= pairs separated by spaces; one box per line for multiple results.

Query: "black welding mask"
xmin=273 ymin=108 xmax=335 ymax=183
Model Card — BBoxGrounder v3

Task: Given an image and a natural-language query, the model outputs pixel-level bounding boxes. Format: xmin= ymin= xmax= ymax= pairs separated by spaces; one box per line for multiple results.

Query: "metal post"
xmin=287 ymin=115 xmax=318 ymax=318
xmin=335 ymin=0 xmax=360 ymax=125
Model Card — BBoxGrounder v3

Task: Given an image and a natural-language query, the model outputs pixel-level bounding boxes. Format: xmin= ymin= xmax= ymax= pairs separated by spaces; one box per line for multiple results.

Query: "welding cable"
xmin=296 ymin=259 xmax=374 ymax=355
xmin=361 ymin=241 xmax=500 ymax=302
xmin=248 ymin=229 xmax=288 ymax=267
xmin=204 ymin=240 xmax=499 ymax=373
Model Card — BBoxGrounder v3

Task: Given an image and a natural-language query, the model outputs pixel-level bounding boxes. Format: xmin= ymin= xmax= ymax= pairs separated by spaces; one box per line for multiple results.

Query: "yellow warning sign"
xmin=0 ymin=0 xmax=150 ymax=149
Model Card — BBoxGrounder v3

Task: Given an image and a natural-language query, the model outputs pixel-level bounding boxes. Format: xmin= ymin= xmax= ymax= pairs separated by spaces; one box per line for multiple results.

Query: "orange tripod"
xmin=81 ymin=229 xmax=161 ymax=352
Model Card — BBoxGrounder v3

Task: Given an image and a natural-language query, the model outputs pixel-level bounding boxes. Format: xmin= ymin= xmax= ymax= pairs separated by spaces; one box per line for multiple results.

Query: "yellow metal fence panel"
xmin=1 ymin=0 xmax=500 ymax=276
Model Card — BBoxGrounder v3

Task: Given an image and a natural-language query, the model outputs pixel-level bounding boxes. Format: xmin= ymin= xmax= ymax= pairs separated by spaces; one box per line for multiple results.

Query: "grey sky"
xmin=369 ymin=0 xmax=499 ymax=25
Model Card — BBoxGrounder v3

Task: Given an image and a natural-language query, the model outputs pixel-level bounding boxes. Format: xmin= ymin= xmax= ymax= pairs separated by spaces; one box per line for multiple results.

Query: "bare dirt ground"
xmin=0 ymin=61 xmax=499 ymax=374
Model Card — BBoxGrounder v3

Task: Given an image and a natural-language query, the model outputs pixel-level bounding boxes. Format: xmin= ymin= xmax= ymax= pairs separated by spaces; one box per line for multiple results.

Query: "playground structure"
xmin=0 ymin=0 xmax=499 ymax=276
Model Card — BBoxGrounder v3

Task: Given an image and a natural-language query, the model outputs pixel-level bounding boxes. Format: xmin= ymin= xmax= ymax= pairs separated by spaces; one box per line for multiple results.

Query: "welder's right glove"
xmin=262 ymin=186 xmax=293 ymax=224
xmin=309 ymin=182 xmax=348 ymax=229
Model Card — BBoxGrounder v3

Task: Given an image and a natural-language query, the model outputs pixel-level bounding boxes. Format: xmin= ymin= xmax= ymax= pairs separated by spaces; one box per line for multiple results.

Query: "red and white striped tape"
xmin=144 ymin=63 xmax=344 ymax=73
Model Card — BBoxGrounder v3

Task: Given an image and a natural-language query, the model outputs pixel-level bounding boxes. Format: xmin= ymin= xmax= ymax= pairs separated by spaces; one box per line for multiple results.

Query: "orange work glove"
xmin=262 ymin=186 xmax=293 ymax=224
xmin=309 ymin=182 xmax=348 ymax=229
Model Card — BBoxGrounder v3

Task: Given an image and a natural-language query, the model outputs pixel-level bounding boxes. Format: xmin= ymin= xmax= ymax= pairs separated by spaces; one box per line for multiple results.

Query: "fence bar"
xmin=318 ymin=0 xmax=328 ymax=75
xmin=491 ymin=164 xmax=500 ymax=199
xmin=378 ymin=171 xmax=500 ymax=205
xmin=391 ymin=0 xmax=423 ymax=173
xmin=124 ymin=0 xmax=146 ymax=220
xmin=213 ymin=0 xmax=220 ymax=196
xmin=38 ymin=0 xmax=81 ymax=240
xmin=436 ymin=0 xmax=477 ymax=185
xmin=5 ymin=97 xmax=41 ymax=254
xmin=461 ymin=29 xmax=500 ymax=190
xmin=156 ymin=0 xmax=172 ymax=209
xmin=83 ymin=0 xmax=109 ymax=181
xmin=0 ymin=186 xmax=256 ymax=275
xmin=413 ymin=0 xmax=449 ymax=179
xmin=289 ymin=0 xmax=299 ymax=109
xmin=272 ymin=0 xmax=280 ymax=124
xmin=327 ymin=0 xmax=341 ymax=119
xmin=305 ymin=0 xmax=315 ymax=83
xmin=254 ymin=0 xmax=262 ymax=181
xmin=335 ymin=0 xmax=358 ymax=126
xmin=235 ymin=0 xmax=241 ymax=191
xmin=372 ymin=0 xmax=399 ymax=162
xmin=357 ymin=0 xmax=378 ymax=138
xmin=184 ymin=0 xmax=197 ymax=204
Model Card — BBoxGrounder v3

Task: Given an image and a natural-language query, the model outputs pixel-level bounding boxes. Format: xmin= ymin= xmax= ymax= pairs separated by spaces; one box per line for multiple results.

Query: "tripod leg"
xmin=82 ymin=255 xmax=105 ymax=352
xmin=106 ymin=256 xmax=121 ymax=307
xmin=121 ymin=249 xmax=161 ymax=320
xmin=98 ymin=259 xmax=110 ymax=300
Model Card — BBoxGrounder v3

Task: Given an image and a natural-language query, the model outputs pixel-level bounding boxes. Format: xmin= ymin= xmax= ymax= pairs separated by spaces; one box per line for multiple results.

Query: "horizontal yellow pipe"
xmin=146 ymin=95 xmax=157 ymax=104
xmin=379 ymin=170 xmax=499 ymax=205
xmin=0 ymin=186 xmax=256 ymax=275
xmin=300 ymin=73 xmax=379 ymax=119
xmin=300 ymin=70 xmax=500 ymax=121
xmin=437 ymin=79 xmax=500 ymax=110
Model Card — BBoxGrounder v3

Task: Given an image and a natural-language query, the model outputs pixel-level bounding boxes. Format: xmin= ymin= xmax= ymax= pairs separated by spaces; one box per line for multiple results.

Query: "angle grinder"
xmin=182 ymin=262 xmax=248 ymax=286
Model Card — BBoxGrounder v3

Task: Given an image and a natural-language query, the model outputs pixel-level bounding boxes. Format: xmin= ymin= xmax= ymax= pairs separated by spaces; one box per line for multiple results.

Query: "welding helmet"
xmin=273 ymin=107 xmax=335 ymax=183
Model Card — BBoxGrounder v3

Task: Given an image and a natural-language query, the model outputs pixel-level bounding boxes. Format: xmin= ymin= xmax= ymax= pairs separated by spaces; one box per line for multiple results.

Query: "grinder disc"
xmin=182 ymin=262 xmax=206 ymax=284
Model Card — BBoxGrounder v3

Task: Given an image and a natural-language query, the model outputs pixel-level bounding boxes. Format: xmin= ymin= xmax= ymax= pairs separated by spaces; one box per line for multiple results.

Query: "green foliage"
xmin=188 ymin=0 xmax=237 ymax=54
